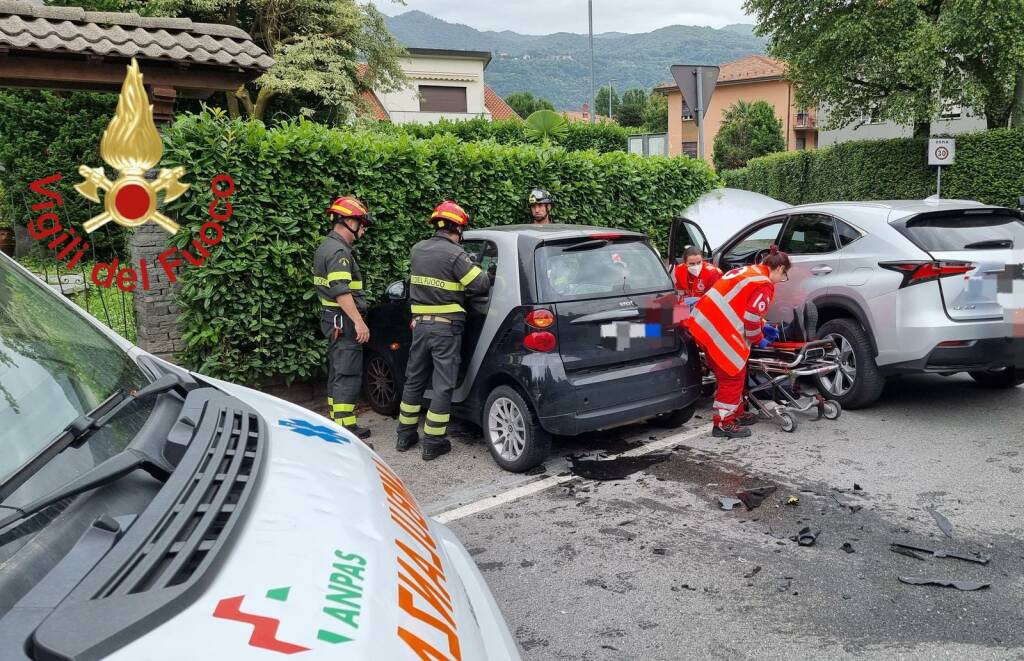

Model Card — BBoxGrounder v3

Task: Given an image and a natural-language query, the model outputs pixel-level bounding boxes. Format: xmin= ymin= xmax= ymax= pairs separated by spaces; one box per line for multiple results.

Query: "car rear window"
xmin=903 ymin=212 xmax=1024 ymax=251
xmin=536 ymin=238 xmax=673 ymax=301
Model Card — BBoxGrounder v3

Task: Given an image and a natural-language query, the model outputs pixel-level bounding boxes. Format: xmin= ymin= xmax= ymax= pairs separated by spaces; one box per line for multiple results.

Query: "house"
xmin=655 ymin=55 xmax=817 ymax=162
xmin=359 ymin=47 xmax=518 ymax=124
xmin=562 ymin=103 xmax=615 ymax=124
xmin=817 ymin=104 xmax=987 ymax=146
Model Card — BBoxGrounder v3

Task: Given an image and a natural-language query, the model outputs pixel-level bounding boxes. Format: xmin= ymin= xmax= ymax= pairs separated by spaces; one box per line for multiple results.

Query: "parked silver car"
xmin=670 ymin=189 xmax=1024 ymax=409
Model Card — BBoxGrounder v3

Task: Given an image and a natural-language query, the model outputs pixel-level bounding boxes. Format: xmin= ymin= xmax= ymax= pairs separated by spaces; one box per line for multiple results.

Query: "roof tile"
xmin=484 ymin=86 xmax=519 ymax=120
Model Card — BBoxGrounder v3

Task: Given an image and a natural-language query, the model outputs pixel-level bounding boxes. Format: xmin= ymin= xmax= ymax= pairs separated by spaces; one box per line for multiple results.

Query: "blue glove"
xmin=684 ymin=297 xmax=700 ymax=307
xmin=762 ymin=324 xmax=780 ymax=342
xmin=756 ymin=338 xmax=771 ymax=348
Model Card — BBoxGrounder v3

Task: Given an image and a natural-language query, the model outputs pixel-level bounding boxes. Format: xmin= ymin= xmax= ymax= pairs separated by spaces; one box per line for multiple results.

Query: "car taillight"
xmin=523 ymin=331 xmax=557 ymax=352
xmin=589 ymin=232 xmax=622 ymax=240
xmin=526 ymin=308 xmax=555 ymax=329
xmin=879 ymin=260 xmax=974 ymax=287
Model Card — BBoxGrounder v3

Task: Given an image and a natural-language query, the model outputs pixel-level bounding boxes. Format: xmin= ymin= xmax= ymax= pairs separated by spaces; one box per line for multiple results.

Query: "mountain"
xmin=384 ymin=11 xmax=767 ymax=111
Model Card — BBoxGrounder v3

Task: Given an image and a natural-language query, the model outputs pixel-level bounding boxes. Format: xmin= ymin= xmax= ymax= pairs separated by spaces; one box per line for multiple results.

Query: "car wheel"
xmin=483 ymin=386 xmax=551 ymax=473
xmin=969 ymin=366 xmax=1024 ymax=389
xmin=363 ymin=352 xmax=399 ymax=416
xmin=814 ymin=318 xmax=885 ymax=410
xmin=653 ymin=403 xmax=696 ymax=429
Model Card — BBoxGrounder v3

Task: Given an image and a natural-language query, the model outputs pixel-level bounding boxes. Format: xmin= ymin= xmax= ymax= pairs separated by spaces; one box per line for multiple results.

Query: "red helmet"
xmin=430 ymin=200 xmax=470 ymax=229
xmin=328 ymin=196 xmax=370 ymax=223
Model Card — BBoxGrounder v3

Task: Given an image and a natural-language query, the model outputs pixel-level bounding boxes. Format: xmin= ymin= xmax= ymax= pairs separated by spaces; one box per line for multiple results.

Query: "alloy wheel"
xmin=488 ymin=397 xmax=527 ymax=461
xmin=366 ymin=355 xmax=396 ymax=409
xmin=820 ymin=333 xmax=856 ymax=397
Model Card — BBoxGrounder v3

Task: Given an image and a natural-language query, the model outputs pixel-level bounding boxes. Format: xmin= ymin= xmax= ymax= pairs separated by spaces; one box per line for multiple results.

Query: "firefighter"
xmin=314 ymin=196 xmax=373 ymax=441
xmin=686 ymin=246 xmax=791 ymax=439
xmin=675 ymin=246 xmax=722 ymax=300
xmin=528 ymin=188 xmax=555 ymax=224
xmin=396 ymin=201 xmax=493 ymax=461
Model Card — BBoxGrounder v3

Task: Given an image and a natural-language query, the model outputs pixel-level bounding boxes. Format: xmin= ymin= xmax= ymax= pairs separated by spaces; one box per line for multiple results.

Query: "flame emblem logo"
xmin=75 ymin=58 xmax=189 ymax=234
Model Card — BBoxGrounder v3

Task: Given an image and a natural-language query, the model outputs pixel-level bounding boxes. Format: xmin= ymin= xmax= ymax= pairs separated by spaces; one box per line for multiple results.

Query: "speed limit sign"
xmin=929 ymin=138 xmax=955 ymax=165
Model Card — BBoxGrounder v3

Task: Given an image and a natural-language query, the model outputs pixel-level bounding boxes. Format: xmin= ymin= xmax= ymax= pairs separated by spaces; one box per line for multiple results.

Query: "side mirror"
xmin=386 ymin=280 xmax=407 ymax=302
xmin=1018 ymin=195 xmax=1024 ymax=210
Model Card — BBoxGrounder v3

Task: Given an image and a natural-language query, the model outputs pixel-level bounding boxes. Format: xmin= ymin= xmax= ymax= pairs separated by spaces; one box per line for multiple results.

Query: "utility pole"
xmin=588 ymin=0 xmax=595 ymax=124
xmin=608 ymin=79 xmax=616 ymax=120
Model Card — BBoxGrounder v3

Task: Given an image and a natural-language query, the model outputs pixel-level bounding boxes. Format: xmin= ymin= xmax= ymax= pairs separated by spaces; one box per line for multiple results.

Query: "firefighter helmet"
xmin=430 ymin=200 xmax=470 ymax=230
xmin=328 ymin=196 xmax=370 ymax=223
xmin=528 ymin=188 xmax=554 ymax=205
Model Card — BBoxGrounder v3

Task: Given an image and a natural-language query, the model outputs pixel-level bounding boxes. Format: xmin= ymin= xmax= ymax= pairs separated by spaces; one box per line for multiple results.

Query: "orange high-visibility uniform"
xmin=674 ymin=261 xmax=723 ymax=298
xmin=686 ymin=264 xmax=775 ymax=377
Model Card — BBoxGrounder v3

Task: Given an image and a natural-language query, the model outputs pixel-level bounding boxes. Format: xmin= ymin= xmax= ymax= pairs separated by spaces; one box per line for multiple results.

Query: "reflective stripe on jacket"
xmin=686 ymin=264 xmax=774 ymax=376
xmin=408 ymin=234 xmax=491 ymax=321
xmin=674 ymin=261 xmax=723 ymax=298
xmin=313 ymin=231 xmax=366 ymax=312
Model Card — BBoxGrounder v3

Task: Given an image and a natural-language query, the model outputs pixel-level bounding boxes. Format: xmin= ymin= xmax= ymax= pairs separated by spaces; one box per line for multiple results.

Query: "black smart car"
xmin=363 ymin=225 xmax=702 ymax=472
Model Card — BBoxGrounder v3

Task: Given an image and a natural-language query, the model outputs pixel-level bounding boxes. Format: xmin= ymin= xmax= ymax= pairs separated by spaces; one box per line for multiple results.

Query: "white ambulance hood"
xmin=680 ymin=188 xmax=791 ymax=251
xmin=108 ymin=376 xmax=520 ymax=661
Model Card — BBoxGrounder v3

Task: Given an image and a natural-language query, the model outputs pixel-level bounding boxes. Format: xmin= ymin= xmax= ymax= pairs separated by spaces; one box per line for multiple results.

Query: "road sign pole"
xmin=937 ymin=165 xmax=942 ymax=199
xmin=695 ymin=70 xmax=705 ymax=160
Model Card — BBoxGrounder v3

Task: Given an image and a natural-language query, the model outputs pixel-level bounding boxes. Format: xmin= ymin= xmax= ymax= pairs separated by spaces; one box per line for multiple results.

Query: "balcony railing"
xmin=794 ymin=112 xmax=817 ymax=129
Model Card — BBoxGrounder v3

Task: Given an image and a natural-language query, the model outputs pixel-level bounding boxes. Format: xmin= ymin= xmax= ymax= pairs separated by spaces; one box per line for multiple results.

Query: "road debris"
xmin=793 ymin=527 xmax=820 ymax=546
xmin=736 ymin=485 xmax=777 ymax=510
xmin=743 ymin=565 xmax=762 ymax=579
xmin=786 ymin=495 xmax=799 ymax=506
xmin=890 ymin=542 xmax=990 ymax=565
xmin=898 ymin=576 xmax=989 ymax=591
xmin=853 ymin=483 xmax=863 ymax=491
xmin=840 ymin=542 xmax=855 ymax=554
xmin=718 ymin=497 xmax=743 ymax=511
xmin=568 ymin=452 xmax=671 ymax=481
xmin=890 ymin=544 xmax=927 ymax=561
xmin=928 ymin=508 xmax=955 ymax=538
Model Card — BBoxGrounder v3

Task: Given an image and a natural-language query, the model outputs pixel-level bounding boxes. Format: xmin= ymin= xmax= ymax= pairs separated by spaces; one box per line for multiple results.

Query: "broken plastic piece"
xmin=853 ymin=483 xmax=863 ymax=491
xmin=718 ymin=497 xmax=743 ymax=511
xmin=897 ymin=576 xmax=989 ymax=591
xmin=928 ymin=508 xmax=955 ymax=538
xmin=736 ymin=485 xmax=777 ymax=510
xmin=890 ymin=542 xmax=990 ymax=565
xmin=793 ymin=526 xmax=819 ymax=546
xmin=840 ymin=542 xmax=855 ymax=554
xmin=890 ymin=544 xmax=926 ymax=561
xmin=787 ymin=495 xmax=799 ymax=506
xmin=743 ymin=565 xmax=762 ymax=579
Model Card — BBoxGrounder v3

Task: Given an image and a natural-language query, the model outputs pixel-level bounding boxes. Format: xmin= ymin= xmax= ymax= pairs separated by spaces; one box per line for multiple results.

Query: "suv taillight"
xmin=524 ymin=331 xmax=556 ymax=352
xmin=879 ymin=260 xmax=974 ymax=288
xmin=526 ymin=309 xmax=555 ymax=329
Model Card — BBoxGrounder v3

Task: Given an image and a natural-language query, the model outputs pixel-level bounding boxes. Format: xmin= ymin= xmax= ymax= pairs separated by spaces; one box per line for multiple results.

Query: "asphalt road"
xmin=359 ymin=374 xmax=1024 ymax=660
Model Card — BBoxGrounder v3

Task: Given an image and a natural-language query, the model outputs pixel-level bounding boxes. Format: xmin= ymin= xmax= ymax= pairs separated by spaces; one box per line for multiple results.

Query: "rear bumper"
xmin=881 ymin=336 xmax=1024 ymax=374
xmin=536 ymin=350 xmax=702 ymax=436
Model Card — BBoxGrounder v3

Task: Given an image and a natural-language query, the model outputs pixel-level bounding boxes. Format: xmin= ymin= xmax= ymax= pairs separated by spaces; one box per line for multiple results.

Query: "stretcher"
xmin=742 ymin=339 xmax=843 ymax=432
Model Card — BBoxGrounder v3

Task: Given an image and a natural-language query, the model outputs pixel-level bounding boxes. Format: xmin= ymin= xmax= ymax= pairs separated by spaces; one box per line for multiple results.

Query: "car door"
xmin=713 ymin=217 xmax=787 ymax=273
xmin=457 ymin=239 xmax=497 ymax=385
xmin=772 ymin=213 xmax=844 ymax=324
xmin=667 ymin=217 xmax=713 ymax=269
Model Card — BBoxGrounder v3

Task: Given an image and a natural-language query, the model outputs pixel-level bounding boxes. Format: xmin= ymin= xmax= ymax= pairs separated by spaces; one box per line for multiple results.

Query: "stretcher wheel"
xmin=779 ymin=412 xmax=798 ymax=433
xmin=822 ymin=400 xmax=842 ymax=420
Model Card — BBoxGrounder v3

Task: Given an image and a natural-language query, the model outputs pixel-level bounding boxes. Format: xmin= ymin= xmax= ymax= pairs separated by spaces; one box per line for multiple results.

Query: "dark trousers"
xmin=321 ymin=309 xmax=362 ymax=427
xmin=397 ymin=320 xmax=462 ymax=444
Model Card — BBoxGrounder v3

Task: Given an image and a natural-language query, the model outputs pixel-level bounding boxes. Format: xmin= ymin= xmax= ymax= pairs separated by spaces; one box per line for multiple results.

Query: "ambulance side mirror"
xmin=386 ymin=280 xmax=407 ymax=302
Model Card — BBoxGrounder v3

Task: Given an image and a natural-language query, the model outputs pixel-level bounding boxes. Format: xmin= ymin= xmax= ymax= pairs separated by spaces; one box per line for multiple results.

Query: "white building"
xmin=817 ymin=104 xmax=987 ymax=146
xmin=360 ymin=47 xmax=518 ymax=125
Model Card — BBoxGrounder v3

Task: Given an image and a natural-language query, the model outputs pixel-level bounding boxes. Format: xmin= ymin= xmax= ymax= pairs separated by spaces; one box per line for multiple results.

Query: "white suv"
xmin=671 ymin=189 xmax=1024 ymax=409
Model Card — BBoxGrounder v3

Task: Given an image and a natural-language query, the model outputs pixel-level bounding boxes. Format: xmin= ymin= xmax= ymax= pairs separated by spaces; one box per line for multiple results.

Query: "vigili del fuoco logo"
xmin=26 ymin=57 xmax=235 ymax=292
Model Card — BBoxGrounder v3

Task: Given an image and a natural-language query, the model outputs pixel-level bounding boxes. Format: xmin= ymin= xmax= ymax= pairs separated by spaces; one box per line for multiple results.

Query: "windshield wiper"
xmin=963 ymin=239 xmax=1013 ymax=249
xmin=0 ymin=373 xmax=188 ymax=503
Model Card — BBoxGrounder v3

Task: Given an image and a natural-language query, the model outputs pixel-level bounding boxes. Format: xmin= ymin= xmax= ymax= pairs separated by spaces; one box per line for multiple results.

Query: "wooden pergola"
xmin=0 ymin=0 xmax=272 ymax=122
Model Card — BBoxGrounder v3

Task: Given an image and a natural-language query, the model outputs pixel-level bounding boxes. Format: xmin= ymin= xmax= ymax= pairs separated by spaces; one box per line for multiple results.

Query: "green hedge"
xmin=0 ymin=90 xmax=128 ymax=256
xmin=162 ymin=112 xmax=718 ymax=385
xmin=371 ymin=117 xmax=630 ymax=153
xmin=721 ymin=128 xmax=1024 ymax=208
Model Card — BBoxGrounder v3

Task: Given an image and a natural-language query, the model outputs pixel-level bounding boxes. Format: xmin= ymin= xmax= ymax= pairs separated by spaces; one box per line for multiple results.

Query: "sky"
xmin=371 ymin=0 xmax=755 ymax=35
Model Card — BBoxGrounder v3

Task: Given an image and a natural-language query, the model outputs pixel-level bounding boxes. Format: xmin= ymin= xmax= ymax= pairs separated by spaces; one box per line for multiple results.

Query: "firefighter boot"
xmin=396 ymin=429 xmax=420 ymax=453
xmin=343 ymin=424 xmax=373 ymax=441
xmin=421 ymin=438 xmax=452 ymax=462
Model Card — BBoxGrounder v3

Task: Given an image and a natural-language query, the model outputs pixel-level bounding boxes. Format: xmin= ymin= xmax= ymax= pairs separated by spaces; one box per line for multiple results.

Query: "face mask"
xmin=687 ymin=264 xmax=702 ymax=277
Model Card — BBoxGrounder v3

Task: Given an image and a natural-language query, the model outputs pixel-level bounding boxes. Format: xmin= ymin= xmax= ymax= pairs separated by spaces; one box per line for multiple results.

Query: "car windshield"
xmin=904 ymin=213 xmax=1024 ymax=251
xmin=536 ymin=238 xmax=673 ymax=301
xmin=0 ymin=257 xmax=151 ymax=489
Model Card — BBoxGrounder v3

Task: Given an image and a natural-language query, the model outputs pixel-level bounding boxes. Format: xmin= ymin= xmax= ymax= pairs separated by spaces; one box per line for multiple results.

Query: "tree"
xmin=524 ymin=110 xmax=569 ymax=144
xmin=49 ymin=0 xmax=409 ymax=122
xmin=595 ymin=86 xmax=620 ymax=118
xmin=743 ymin=0 xmax=1024 ymax=134
xmin=615 ymin=88 xmax=648 ymax=127
xmin=712 ymin=100 xmax=786 ymax=171
xmin=643 ymin=91 xmax=669 ymax=133
xmin=505 ymin=92 xmax=554 ymax=119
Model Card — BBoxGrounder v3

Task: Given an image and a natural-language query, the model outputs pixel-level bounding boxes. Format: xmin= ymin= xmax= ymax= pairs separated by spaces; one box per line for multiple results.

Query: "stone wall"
xmin=129 ymin=224 xmax=183 ymax=362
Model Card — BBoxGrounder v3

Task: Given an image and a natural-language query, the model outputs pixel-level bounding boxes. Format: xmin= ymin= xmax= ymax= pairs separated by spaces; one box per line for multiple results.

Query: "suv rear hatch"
xmin=893 ymin=209 xmax=1024 ymax=321
xmin=534 ymin=234 xmax=680 ymax=372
